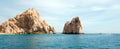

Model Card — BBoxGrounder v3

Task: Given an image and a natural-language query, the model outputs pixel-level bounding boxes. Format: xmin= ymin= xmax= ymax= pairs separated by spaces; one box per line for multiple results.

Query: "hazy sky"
xmin=0 ymin=0 xmax=120 ymax=33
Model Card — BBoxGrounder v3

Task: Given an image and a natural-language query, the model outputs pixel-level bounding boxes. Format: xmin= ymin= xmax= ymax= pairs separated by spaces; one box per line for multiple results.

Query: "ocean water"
xmin=0 ymin=34 xmax=120 ymax=49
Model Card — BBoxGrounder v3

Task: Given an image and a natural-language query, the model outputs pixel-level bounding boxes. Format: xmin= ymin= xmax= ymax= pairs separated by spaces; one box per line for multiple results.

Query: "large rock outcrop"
xmin=0 ymin=8 xmax=56 ymax=34
xmin=63 ymin=17 xmax=83 ymax=34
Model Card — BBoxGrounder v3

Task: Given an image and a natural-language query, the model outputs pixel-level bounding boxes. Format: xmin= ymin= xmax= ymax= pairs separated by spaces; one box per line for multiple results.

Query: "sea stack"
xmin=63 ymin=17 xmax=83 ymax=34
xmin=0 ymin=8 xmax=56 ymax=34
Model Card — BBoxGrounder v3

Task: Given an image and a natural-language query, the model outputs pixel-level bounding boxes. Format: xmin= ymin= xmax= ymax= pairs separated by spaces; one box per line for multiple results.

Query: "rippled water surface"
xmin=0 ymin=34 xmax=120 ymax=49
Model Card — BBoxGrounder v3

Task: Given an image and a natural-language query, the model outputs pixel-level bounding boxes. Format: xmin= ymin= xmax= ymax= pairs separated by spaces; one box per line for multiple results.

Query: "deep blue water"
xmin=0 ymin=34 xmax=120 ymax=49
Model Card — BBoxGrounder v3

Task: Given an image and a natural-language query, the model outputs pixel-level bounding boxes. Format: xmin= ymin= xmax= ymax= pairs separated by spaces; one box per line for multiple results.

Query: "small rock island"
xmin=0 ymin=8 xmax=56 ymax=34
xmin=63 ymin=17 xmax=84 ymax=34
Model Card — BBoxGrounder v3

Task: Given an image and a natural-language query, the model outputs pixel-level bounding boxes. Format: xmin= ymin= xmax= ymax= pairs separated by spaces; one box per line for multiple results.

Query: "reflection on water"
xmin=0 ymin=34 xmax=120 ymax=49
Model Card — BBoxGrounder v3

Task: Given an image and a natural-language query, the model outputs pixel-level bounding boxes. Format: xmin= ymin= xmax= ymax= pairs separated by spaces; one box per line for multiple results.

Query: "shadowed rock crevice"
xmin=63 ymin=17 xmax=83 ymax=34
xmin=0 ymin=8 xmax=56 ymax=34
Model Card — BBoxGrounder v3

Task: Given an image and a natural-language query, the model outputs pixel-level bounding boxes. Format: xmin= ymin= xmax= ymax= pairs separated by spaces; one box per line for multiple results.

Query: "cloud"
xmin=111 ymin=4 xmax=120 ymax=9
xmin=41 ymin=16 xmax=59 ymax=22
xmin=87 ymin=0 xmax=110 ymax=3
xmin=0 ymin=17 xmax=7 ymax=24
xmin=91 ymin=6 xmax=106 ymax=11
xmin=19 ymin=0 xmax=75 ymax=9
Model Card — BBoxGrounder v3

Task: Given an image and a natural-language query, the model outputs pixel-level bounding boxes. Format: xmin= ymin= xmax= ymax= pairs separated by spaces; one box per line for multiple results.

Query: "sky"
xmin=0 ymin=0 xmax=120 ymax=33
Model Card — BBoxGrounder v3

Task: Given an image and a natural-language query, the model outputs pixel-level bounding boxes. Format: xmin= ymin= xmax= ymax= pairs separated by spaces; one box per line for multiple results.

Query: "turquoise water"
xmin=0 ymin=34 xmax=120 ymax=49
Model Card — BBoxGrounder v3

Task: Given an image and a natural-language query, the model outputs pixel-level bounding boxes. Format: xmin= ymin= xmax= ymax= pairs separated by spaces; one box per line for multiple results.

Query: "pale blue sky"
xmin=0 ymin=0 xmax=120 ymax=33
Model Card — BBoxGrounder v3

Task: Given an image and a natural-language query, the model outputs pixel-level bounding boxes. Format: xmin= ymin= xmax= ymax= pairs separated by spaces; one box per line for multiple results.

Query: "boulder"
xmin=63 ymin=17 xmax=83 ymax=34
xmin=0 ymin=8 xmax=56 ymax=34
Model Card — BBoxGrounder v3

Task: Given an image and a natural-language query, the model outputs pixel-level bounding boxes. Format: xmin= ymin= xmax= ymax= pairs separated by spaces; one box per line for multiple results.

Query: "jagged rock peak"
xmin=63 ymin=16 xmax=83 ymax=34
xmin=23 ymin=8 xmax=40 ymax=17
xmin=0 ymin=8 xmax=56 ymax=34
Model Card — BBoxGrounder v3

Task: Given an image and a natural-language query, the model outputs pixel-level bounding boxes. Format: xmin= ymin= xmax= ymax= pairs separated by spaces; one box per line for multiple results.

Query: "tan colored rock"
xmin=63 ymin=17 xmax=83 ymax=34
xmin=0 ymin=8 xmax=56 ymax=34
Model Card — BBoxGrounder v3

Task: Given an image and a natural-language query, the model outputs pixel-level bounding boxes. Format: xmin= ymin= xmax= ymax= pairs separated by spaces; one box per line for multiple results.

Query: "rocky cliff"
xmin=0 ymin=8 xmax=56 ymax=34
xmin=63 ymin=17 xmax=83 ymax=34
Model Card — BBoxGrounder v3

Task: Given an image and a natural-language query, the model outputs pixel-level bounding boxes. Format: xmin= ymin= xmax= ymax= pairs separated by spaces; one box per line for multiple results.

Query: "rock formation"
xmin=0 ymin=8 xmax=56 ymax=34
xmin=63 ymin=17 xmax=83 ymax=34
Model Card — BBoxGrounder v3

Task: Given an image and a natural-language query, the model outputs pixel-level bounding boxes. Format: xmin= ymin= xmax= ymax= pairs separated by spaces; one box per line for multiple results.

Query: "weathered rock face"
xmin=0 ymin=8 xmax=56 ymax=34
xmin=63 ymin=17 xmax=83 ymax=34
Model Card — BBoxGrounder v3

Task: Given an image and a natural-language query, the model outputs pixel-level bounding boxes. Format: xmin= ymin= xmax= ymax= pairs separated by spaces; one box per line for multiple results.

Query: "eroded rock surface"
xmin=63 ymin=17 xmax=83 ymax=34
xmin=0 ymin=8 xmax=56 ymax=34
